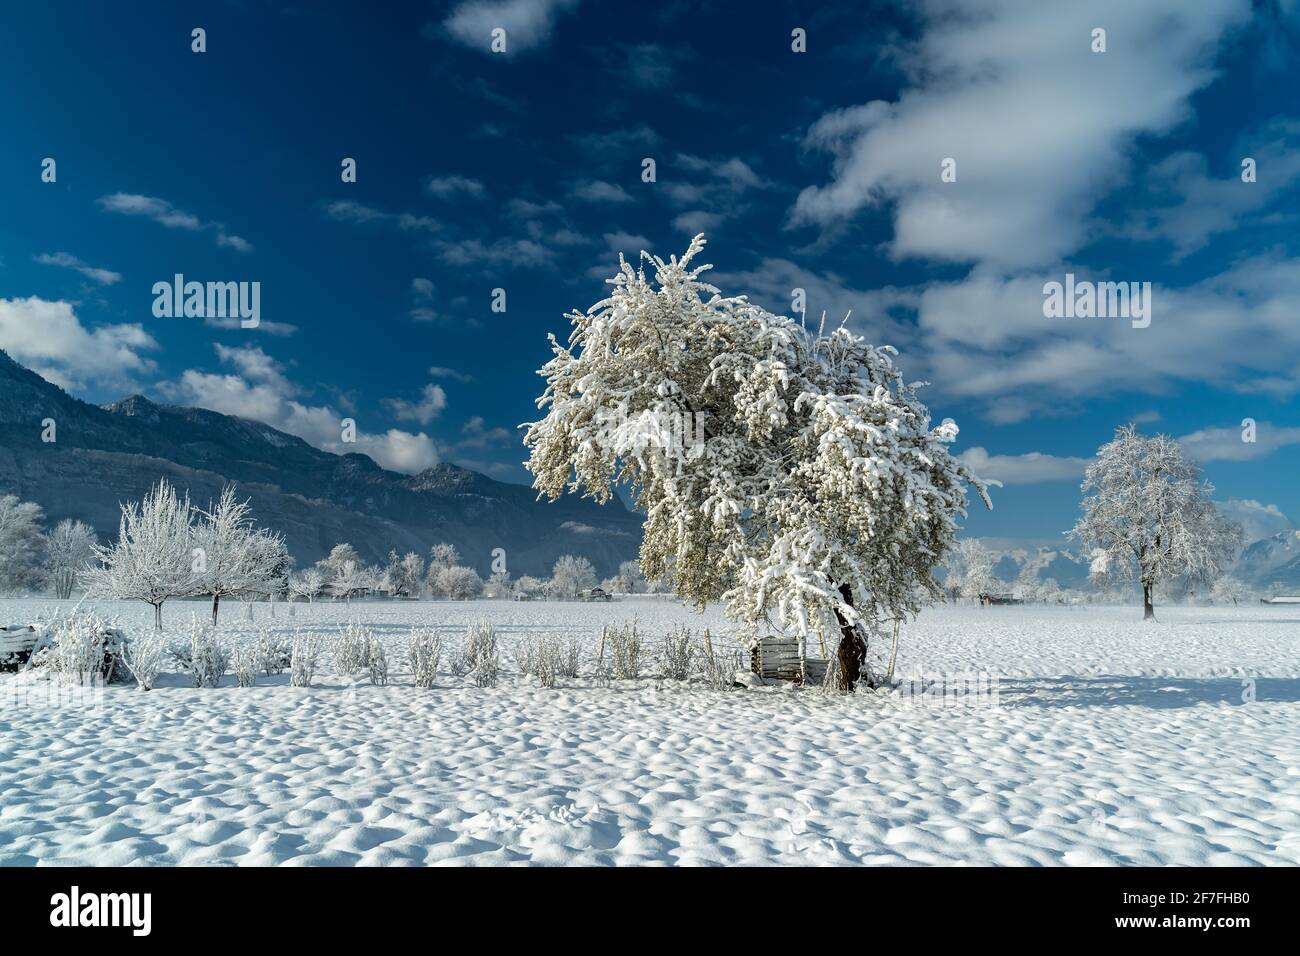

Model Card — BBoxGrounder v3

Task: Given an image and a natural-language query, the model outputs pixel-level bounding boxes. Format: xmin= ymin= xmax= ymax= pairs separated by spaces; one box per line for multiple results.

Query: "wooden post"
xmin=885 ymin=618 xmax=900 ymax=684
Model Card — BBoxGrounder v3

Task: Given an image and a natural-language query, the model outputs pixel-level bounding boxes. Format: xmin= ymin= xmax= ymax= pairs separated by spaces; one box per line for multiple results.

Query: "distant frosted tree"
xmin=1210 ymin=576 xmax=1253 ymax=607
xmin=525 ymin=236 xmax=989 ymax=689
xmin=194 ymin=485 xmax=285 ymax=624
xmin=1069 ymin=426 xmax=1241 ymax=620
xmin=945 ymin=539 xmax=997 ymax=604
xmin=0 ymin=494 xmax=46 ymax=593
xmin=330 ymin=559 xmax=361 ymax=602
xmin=513 ymin=575 xmax=546 ymax=599
xmin=550 ymin=554 xmax=596 ymax=599
xmin=428 ymin=542 xmax=461 ymax=570
xmin=435 ymin=564 xmax=483 ymax=600
xmin=316 ymin=543 xmax=360 ymax=583
xmin=88 ymin=480 xmax=197 ymax=629
xmin=424 ymin=543 xmax=463 ymax=596
xmin=46 ymin=519 xmax=97 ymax=599
xmin=614 ymin=560 xmax=644 ymax=594
xmin=484 ymin=569 xmax=512 ymax=598
xmin=386 ymin=550 xmax=425 ymax=598
xmin=289 ymin=567 xmax=324 ymax=603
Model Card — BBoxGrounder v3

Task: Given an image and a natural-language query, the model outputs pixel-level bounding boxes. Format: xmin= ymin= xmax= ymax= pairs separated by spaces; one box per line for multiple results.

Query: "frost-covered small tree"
xmin=316 ymin=543 xmax=360 ymax=584
xmin=513 ymin=575 xmax=546 ymax=600
xmin=1210 ymin=575 xmax=1253 ymax=607
xmin=87 ymin=480 xmax=198 ymax=629
xmin=525 ymin=236 xmax=989 ymax=689
xmin=435 ymin=564 xmax=483 ymax=600
xmin=386 ymin=550 xmax=425 ymax=598
xmin=0 ymin=494 xmax=46 ymax=593
xmin=428 ymin=542 xmax=460 ymax=571
xmin=550 ymin=554 xmax=596 ymax=599
xmin=289 ymin=567 xmax=324 ymax=602
xmin=1069 ymin=426 xmax=1241 ymax=620
xmin=330 ymin=559 xmax=361 ymax=602
xmin=614 ymin=560 xmax=644 ymax=594
xmin=45 ymin=518 xmax=97 ymax=599
xmin=484 ymin=569 xmax=512 ymax=598
xmin=193 ymin=485 xmax=286 ymax=624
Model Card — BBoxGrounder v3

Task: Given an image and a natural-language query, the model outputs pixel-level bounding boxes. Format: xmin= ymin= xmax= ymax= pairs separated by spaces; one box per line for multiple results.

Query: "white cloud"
xmin=97 ymin=193 xmax=252 ymax=253
xmin=384 ymin=383 xmax=449 ymax=426
xmin=665 ymin=154 xmax=770 ymax=235
xmin=428 ymin=365 xmax=474 ymax=383
xmin=0 ymin=296 xmax=157 ymax=390
xmin=1216 ymin=498 xmax=1294 ymax=544
xmin=425 ymin=174 xmax=486 ymax=199
xmin=438 ymin=236 xmax=552 ymax=268
xmin=97 ymin=193 xmax=201 ymax=230
xmin=34 ymin=252 xmax=121 ymax=286
xmin=958 ymin=446 xmax=1091 ymax=485
xmin=623 ymin=43 xmax=679 ymax=90
xmin=1125 ymin=120 xmax=1300 ymax=259
xmin=712 ymin=257 xmax=918 ymax=349
xmin=1177 ymin=422 xmax=1300 ymax=463
xmin=570 ymin=125 xmax=659 ymax=156
xmin=457 ymin=415 xmax=513 ymax=449
xmin=672 ymin=210 xmax=723 ymax=234
xmin=791 ymin=0 xmax=1251 ymax=269
xmin=571 ymin=180 xmax=633 ymax=203
xmin=442 ymin=0 xmax=579 ymax=54
xmin=163 ymin=346 xmax=441 ymax=474
xmin=914 ymin=254 xmax=1300 ymax=420
xmin=585 ymin=232 xmax=652 ymax=277
xmin=324 ymin=200 xmax=439 ymax=233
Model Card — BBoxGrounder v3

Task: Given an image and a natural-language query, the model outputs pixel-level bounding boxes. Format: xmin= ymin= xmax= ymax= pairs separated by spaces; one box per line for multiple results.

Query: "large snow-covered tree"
xmin=88 ymin=480 xmax=198 ymax=628
xmin=0 ymin=494 xmax=46 ymax=593
xmin=524 ymin=236 xmax=989 ymax=689
xmin=194 ymin=485 xmax=286 ymax=624
xmin=1069 ymin=426 xmax=1241 ymax=620
xmin=45 ymin=518 xmax=97 ymax=599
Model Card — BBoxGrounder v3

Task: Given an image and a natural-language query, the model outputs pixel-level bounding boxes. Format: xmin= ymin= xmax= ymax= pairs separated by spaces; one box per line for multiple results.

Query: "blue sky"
xmin=2 ymin=0 xmax=1298 ymax=548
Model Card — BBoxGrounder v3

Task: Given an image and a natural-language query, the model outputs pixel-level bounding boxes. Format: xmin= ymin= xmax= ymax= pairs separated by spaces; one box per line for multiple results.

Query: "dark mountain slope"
xmin=0 ymin=351 xmax=641 ymax=576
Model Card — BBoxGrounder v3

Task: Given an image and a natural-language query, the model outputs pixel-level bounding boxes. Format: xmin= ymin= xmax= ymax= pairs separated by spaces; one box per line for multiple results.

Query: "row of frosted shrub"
xmin=22 ymin=614 xmax=743 ymax=691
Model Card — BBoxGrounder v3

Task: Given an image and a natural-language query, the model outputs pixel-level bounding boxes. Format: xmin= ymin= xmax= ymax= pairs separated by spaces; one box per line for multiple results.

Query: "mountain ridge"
xmin=0 ymin=350 xmax=642 ymax=576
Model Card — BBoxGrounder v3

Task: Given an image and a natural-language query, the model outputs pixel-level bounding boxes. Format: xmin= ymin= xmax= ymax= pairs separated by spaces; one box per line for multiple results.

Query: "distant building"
xmin=1261 ymin=596 xmax=1300 ymax=604
xmin=581 ymin=587 xmax=612 ymax=602
xmin=980 ymin=593 xmax=1024 ymax=606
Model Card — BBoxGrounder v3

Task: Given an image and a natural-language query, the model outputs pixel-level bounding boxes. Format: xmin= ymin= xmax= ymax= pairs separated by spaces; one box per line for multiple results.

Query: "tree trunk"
xmin=834 ymin=584 xmax=868 ymax=691
xmin=1142 ymin=583 xmax=1155 ymax=621
xmin=154 ymin=602 xmax=163 ymax=630
xmin=212 ymin=592 xmax=220 ymax=626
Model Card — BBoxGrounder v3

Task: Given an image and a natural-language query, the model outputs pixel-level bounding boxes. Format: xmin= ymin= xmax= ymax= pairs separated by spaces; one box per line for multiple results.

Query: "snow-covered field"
xmin=1 ymin=596 xmax=1297 ymax=866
